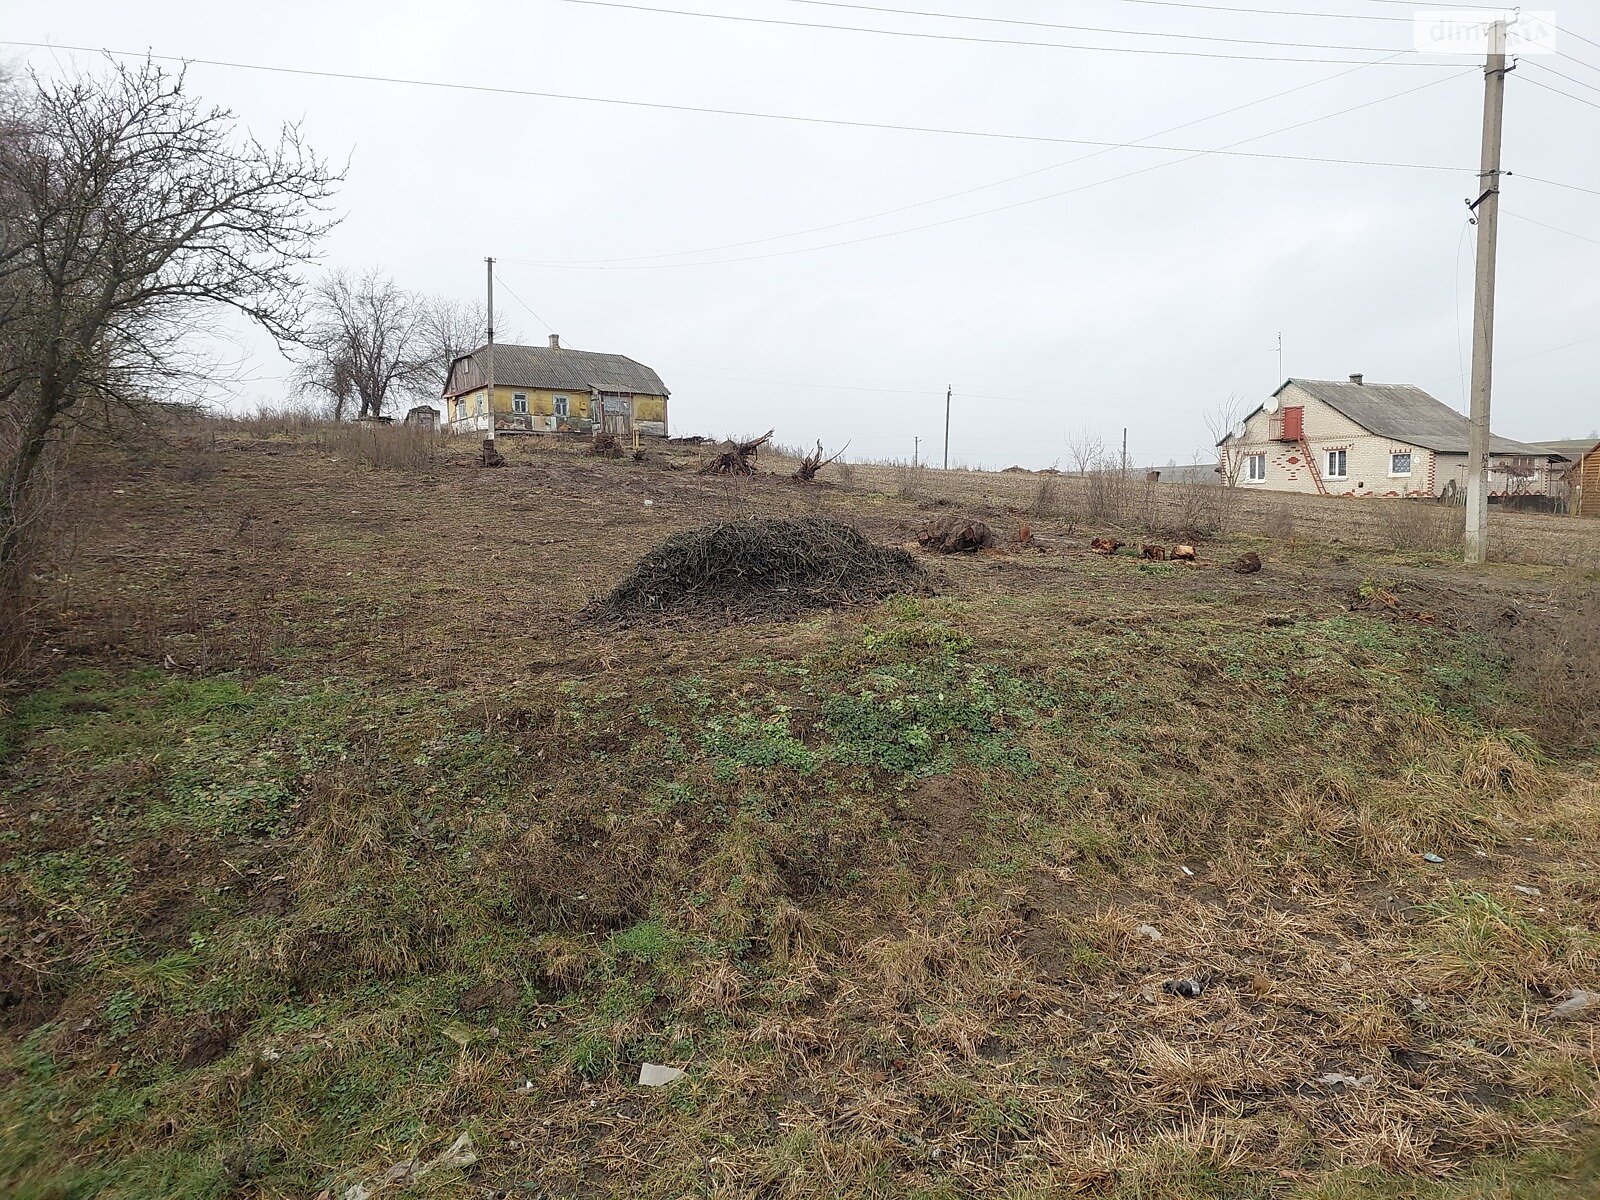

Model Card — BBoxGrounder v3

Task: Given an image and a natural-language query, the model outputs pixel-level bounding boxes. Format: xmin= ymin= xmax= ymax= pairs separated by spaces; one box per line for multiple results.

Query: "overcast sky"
xmin=13 ymin=1 xmax=1600 ymax=467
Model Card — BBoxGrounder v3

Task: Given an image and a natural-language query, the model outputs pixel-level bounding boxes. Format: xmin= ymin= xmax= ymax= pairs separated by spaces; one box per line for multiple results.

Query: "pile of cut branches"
xmin=598 ymin=517 xmax=929 ymax=620
xmin=699 ymin=430 xmax=773 ymax=476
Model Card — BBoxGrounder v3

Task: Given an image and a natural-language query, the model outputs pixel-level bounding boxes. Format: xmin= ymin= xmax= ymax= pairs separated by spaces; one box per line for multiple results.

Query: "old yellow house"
xmin=442 ymin=335 xmax=669 ymax=437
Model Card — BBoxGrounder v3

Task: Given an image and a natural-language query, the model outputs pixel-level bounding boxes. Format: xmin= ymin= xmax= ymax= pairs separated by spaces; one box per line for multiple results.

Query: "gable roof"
xmin=1530 ymin=438 xmax=1600 ymax=461
xmin=445 ymin=343 xmax=669 ymax=398
xmin=1268 ymin=377 xmax=1547 ymax=456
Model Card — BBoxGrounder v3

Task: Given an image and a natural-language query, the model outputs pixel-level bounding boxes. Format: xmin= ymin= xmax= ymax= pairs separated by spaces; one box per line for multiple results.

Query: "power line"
xmin=1015 ymin=0 xmax=1412 ymax=22
xmin=771 ymin=0 xmax=1407 ymax=51
xmin=1503 ymin=210 xmax=1600 ymax=248
xmin=557 ymin=0 xmax=1468 ymax=65
xmin=0 ymin=40 xmax=1469 ymax=151
xmin=1519 ymin=173 xmax=1600 ymax=198
xmin=492 ymin=271 xmax=556 ymax=332
xmin=1526 ymin=59 xmax=1600 ymax=95
xmin=505 ymin=69 xmax=1478 ymax=270
xmin=1521 ymin=74 xmax=1600 ymax=112
xmin=524 ymin=49 xmax=1426 ymax=266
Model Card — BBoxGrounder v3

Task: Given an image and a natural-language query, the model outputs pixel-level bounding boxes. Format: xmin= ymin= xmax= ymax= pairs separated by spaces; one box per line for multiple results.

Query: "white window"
xmin=512 ymin=392 xmax=528 ymax=414
xmin=553 ymin=395 xmax=570 ymax=417
xmin=474 ymin=394 xmax=485 ymax=416
xmin=1245 ymin=453 xmax=1266 ymax=482
xmin=1390 ymin=451 xmax=1413 ymax=477
xmin=1325 ymin=448 xmax=1348 ymax=480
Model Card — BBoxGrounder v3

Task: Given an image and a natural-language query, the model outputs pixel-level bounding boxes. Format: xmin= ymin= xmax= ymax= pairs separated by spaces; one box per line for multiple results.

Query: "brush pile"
xmin=591 ymin=431 xmax=622 ymax=458
xmin=599 ymin=517 xmax=928 ymax=620
xmin=698 ymin=430 xmax=773 ymax=476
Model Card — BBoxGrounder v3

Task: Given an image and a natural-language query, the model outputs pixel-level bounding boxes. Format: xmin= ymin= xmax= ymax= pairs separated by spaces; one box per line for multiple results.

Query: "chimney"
xmin=548 ymin=334 xmax=561 ymax=350
xmin=1349 ymin=372 xmax=1363 ymax=385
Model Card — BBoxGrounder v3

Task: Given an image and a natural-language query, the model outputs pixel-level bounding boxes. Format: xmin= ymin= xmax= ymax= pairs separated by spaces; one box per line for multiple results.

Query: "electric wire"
xmin=0 ymin=40 xmax=1474 ymax=152
xmin=771 ymin=0 xmax=1408 ymax=50
xmin=556 ymin=0 xmax=1471 ymax=65
xmin=1503 ymin=210 xmax=1600 ymax=247
xmin=1521 ymin=74 xmax=1600 ymax=112
xmin=504 ymin=68 xmax=1477 ymax=269
xmin=524 ymin=46 xmax=1433 ymax=265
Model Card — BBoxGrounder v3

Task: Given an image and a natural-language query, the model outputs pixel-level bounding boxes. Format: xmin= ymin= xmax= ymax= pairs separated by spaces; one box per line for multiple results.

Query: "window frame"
xmin=1325 ymin=448 xmax=1349 ymax=480
xmin=512 ymin=392 xmax=529 ymax=414
xmin=1389 ymin=450 xmax=1413 ymax=478
xmin=553 ymin=395 xmax=570 ymax=418
xmin=1245 ymin=452 xmax=1267 ymax=483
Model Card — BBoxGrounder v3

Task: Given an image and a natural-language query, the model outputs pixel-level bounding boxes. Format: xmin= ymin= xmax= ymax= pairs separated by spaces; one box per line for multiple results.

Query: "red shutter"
xmin=1281 ymin=405 xmax=1304 ymax=440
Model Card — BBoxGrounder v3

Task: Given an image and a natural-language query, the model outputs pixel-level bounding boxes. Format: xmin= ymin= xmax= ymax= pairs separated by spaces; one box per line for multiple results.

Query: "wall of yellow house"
xmin=448 ymin=386 xmax=665 ymax=427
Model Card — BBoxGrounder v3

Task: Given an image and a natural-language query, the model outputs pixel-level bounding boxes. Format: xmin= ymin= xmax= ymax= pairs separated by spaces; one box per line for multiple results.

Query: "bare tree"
xmin=294 ymin=268 xmax=428 ymax=419
xmin=0 ymin=58 xmax=340 ymax=572
xmin=414 ymin=296 xmax=489 ymax=400
xmin=1203 ymin=393 xmax=1250 ymax=487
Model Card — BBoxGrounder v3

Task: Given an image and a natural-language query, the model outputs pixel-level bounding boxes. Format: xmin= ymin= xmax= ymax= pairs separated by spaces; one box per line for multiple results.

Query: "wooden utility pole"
xmin=484 ymin=257 xmax=497 ymax=445
xmin=943 ymin=385 xmax=952 ymax=470
xmin=1464 ymin=19 xmax=1510 ymax=564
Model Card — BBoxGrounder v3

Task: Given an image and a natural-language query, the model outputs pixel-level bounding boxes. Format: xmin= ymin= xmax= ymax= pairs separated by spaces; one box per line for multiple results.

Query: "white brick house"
xmin=1219 ymin=375 xmax=1562 ymax=501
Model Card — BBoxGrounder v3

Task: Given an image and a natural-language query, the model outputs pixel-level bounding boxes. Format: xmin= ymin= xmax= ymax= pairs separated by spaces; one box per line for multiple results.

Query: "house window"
xmin=512 ymin=392 xmax=528 ymax=414
xmin=1245 ymin=453 xmax=1266 ymax=482
xmin=1390 ymin=451 xmax=1413 ymax=477
xmin=553 ymin=395 xmax=569 ymax=418
xmin=474 ymin=394 xmax=485 ymax=416
xmin=1325 ymin=448 xmax=1348 ymax=480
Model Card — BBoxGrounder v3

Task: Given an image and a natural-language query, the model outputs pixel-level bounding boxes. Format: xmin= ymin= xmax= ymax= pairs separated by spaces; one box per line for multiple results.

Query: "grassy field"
xmin=2 ymin=424 xmax=1598 ymax=1199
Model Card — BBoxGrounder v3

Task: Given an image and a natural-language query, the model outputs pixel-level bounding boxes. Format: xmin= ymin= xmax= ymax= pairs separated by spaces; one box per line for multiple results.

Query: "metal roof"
xmin=1274 ymin=377 xmax=1548 ymax=456
xmin=445 ymin=343 xmax=669 ymax=397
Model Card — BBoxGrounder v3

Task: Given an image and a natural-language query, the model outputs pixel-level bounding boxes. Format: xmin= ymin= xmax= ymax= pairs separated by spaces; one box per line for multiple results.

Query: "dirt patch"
xmin=598 ymin=517 xmax=929 ymax=622
xmin=897 ymin=772 xmax=982 ymax=879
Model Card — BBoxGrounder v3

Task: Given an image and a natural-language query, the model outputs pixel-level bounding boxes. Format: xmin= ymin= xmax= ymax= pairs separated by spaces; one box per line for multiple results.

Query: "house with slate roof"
xmin=1218 ymin=374 xmax=1565 ymax=500
xmin=442 ymin=335 xmax=670 ymax=437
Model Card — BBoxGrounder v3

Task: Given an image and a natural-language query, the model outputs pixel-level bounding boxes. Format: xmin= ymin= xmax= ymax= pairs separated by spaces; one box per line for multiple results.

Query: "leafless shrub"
xmin=232 ymin=400 xmax=330 ymax=438
xmin=1032 ymin=463 xmax=1062 ymax=516
xmin=317 ymin=421 xmax=439 ymax=471
xmin=896 ymin=460 xmax=930 ymax=501
xmin=833 ymin=460 xmax=856 ymax=488
xmin=1374 ymin=499 xmax=1463 ymax=554
xmin=1526 ymin=586 xmax=1600 ymax=752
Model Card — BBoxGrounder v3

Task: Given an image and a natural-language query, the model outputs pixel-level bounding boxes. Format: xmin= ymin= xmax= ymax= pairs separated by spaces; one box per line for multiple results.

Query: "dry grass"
xmin=2 ymin=430 xmax=1599 ymax=1199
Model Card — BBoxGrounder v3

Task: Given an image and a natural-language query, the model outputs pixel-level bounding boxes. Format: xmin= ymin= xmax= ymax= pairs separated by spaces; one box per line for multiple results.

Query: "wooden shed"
xmin=1534 ymin=440 xmax=1600 ymax=517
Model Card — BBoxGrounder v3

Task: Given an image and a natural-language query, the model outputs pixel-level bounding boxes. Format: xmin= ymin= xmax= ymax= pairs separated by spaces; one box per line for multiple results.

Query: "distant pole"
xmin=943 ymin=384 xmax=952 ymax=470
xmin=913 ymin=436 xmax=920 ymax=468
xmin=484 ymin=257 xmax=497 ymax=445
xmin=1464 ymin=18 xmax=1510 ymax=565
xmin=1121 ymin=427 xmax=1129 ymax=478
xmin=1276 ymin=331 xmax=1283 ymax=382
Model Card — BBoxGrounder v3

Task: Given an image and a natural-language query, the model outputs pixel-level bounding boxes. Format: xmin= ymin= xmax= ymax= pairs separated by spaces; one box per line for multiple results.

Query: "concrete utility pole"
xmin=913 ymin=436 xmax=919 ymax=468
xmin=484 ymin=257 xmax=497 ymax=445
xmin=943 ymin=384 xmax=952 ymax=470
xmin=1464 ymin=19 xmax=1511 ymax=564
xmin=1121 ymin=427 xmax=1129 ymax=478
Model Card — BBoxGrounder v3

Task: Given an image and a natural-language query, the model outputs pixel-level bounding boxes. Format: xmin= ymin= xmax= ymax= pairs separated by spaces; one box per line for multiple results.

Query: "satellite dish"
xmin=1232 ymin=422 xmax=1248 ymax=441
xmin=1264 ymin=396 xmax=1281 ymax=415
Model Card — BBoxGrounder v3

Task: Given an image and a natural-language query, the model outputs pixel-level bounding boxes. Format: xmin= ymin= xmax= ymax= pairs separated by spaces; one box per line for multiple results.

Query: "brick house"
xmin=1218 ymin=375 xmax=1562 ymax=501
